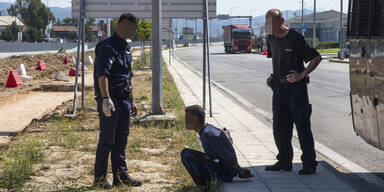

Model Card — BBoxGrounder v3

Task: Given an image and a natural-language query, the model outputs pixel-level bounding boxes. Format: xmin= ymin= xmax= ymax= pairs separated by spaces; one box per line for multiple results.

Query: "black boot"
xmin=298 ymin=167 xmax=316 ymax=175
xmin=93 ymin=177 xmax=112 ymax=189
xmin=265 ymin=162 xmax=292 ymax=171
xmin=113 ymin=175 xmax=142 ymax=187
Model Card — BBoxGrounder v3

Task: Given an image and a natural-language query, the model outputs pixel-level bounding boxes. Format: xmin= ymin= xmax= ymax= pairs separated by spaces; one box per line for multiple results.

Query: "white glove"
xmin=102 ymin=98 xmax=115 ymax=117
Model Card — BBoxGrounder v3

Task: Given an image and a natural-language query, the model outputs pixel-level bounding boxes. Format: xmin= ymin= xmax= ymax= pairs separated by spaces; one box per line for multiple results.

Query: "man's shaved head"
xmin=265 ymin=8 xmax=285 ymax=36
xmin=266 ymin=9 xmax=283 ymax=20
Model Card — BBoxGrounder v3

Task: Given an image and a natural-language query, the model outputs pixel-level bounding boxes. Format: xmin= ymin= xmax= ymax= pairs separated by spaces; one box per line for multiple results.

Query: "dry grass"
xmin=0 ymin=53 xmax=207 ymax=191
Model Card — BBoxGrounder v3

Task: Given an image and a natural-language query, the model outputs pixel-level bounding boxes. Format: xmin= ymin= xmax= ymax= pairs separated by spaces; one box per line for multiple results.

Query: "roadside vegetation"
xmin=0 ymin=53 xmax=215 ymax=191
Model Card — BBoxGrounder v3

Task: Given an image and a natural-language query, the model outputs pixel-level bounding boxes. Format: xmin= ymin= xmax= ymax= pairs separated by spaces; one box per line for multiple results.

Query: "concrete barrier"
xmin=0 ymin=42 xmax=97 ymax=53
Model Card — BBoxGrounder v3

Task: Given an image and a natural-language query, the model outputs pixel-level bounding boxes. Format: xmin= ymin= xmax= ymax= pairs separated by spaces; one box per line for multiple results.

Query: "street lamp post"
xmin=230 ymin=7 xmax=237 ymax=25
xmin=250 ymin=9 xmax=257 ymax=29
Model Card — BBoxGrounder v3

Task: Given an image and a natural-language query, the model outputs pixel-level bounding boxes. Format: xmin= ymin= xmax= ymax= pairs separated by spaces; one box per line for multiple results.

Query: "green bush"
xmin=305 ymin=38 xmax=340 ymax=49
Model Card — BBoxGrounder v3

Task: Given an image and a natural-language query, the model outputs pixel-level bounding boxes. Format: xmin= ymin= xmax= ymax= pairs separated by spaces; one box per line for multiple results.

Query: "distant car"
xmin=338 ymin=43 xmax=350 ymax=58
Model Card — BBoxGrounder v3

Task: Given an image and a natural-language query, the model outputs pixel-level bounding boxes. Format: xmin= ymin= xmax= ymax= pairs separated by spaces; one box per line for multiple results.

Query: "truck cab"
xmin=223 ymin=25 xmax=253 ymax=53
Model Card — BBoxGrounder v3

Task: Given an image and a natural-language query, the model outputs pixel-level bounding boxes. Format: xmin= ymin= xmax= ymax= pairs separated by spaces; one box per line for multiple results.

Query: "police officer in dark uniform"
xmin=93 ymin=13 xmax=141 ymax=189
xmin=264 ymin=9 xmax=322 ymax=175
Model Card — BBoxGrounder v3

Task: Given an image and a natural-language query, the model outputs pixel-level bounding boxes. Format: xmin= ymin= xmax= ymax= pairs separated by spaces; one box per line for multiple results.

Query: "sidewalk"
xmin=164 ymin=51 xmax=359 ymax=192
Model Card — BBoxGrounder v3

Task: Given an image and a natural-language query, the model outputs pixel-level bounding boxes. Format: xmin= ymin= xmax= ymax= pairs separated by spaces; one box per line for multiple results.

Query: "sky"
xmin=0 ymin=0 xmax=349 ymax=16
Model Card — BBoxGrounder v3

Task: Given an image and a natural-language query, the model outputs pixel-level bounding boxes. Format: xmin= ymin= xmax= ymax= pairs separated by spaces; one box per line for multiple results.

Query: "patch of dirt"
xmin=141 ymin=147 xmax=169 ymax=155
xmin=23 ymin=146 xmax=95 ymax=192
xmin=0 ymin=48 xmax=141 ymax=108
xmin=0 ymin=52 xmax=95 ymax=108
xmin=23 ymin=147 xmax=176 ymax=192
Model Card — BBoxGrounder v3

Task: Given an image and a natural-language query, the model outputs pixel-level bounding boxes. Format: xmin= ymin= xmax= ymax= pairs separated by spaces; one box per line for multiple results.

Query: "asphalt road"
xmin=173 ymin=45 xmax=384 ymax=177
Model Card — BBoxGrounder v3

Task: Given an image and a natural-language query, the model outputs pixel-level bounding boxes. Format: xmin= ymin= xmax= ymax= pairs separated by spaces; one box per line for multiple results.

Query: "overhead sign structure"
xmin=72 ymin=0 xmax=216 ymax=18
xmin=217 ymin=14 xmax=230 ymax=20
xmin=71 ymin=0 xmax=217 ymax=117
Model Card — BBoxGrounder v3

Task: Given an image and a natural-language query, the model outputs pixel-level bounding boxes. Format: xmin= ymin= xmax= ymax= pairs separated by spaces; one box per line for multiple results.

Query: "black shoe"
xmin=113 ymin=176 xmax=142 ymax=187
xmin=93 ymin=179 xmax=112 ymax=189
xmin=298 ymin=167 xmax=316 ymax=175
xmin=265 ymin=162 xmax=292 ymax=171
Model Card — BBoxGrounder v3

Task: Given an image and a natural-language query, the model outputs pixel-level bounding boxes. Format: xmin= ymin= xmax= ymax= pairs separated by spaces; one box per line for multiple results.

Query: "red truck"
xmin=223 ymin=25 xmax=253 ymax=53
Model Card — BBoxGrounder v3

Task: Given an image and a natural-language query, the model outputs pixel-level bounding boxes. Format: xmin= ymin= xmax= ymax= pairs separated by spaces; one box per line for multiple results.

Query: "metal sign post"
xmin=71 ymin=0 xmax=217 ymax=116
xmin=204 ymin=0 xmax=213 ymax=117
xmin=72 ymin=0 xmax=85 ymax=115
xmin=339 ymin=0 xmax=344 ymax=60
xmin=169 ymin=21 xmax=172 ymax=66
xmin=151 ymin=0 xmax=163 ymax=115
xmin=203 ymin=18 xmax=207 ymax=110
xmin=313 ymin=0 xmax=316 ymax=48
xmin=72 ymin=0 xmax=217 ymax=19
xmin=81 ymin=17 xmax=85 ymax=108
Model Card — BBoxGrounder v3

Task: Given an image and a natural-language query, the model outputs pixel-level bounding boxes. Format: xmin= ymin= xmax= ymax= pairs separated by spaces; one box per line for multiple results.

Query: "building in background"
xmin=260 ymin=10 xmax=347 ymax=42
xmin=0 ymin=16 xmax=25 ymax=34
xmin=285 ymin=10 xmax=347 ymax=42
xmin=51 ymin=25 xmax=98 ymax=42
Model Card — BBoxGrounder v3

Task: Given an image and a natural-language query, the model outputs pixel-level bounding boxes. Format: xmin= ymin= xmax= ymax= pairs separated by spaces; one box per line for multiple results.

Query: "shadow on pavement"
xmin=223 ymin=162 xmax=384 ymax=192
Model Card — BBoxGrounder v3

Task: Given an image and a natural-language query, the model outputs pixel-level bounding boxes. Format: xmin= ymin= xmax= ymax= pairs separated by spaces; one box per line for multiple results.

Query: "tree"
xmin=55 ymin=18 xmax=62 ymax=26
xmin=137 ymin=19 xmax=152 ymax=67
xmin=1 ymin=21 xmax=19 ymax=41
xmin=87 ymin=18 xmax=96 ymax=25
xmin=63 ymin=17 xmax=79 ymax=26
xmin=7 ymin=0 xmax=54 ymax=42
xmin=85 ymin=19 xmax=96 ymax=42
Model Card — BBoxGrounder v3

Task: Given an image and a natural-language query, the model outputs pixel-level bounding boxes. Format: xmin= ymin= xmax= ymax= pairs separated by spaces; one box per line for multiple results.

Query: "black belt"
xmin=274 ymin=76 xmax=309 ymax=85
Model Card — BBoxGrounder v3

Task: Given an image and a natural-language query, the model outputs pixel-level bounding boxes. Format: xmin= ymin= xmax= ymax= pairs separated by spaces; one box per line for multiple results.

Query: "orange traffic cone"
xmin=263 ymin=49 xmax=267 ymax=55
xmin=6 ymin=70 xmax=23 ymax=88
xmin=63 ymin=57 xmax=68 ymax=64
xmin=69 ymin=68 xmax=81 ymax=76
xmin=36 ymin=61 xmax=47 ymax=71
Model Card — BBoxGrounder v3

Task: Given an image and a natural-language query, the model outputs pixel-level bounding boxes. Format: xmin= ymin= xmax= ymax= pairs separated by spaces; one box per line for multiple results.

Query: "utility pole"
xmin=195 ymin=18 xmax=198 ymax=45
xmin=339 ymin=0 xmax=344 ymax=60
xmin=313 ymin=0 xmax=316 ymax=48
xmin=301 ymin=0 xmax=304 ymax=36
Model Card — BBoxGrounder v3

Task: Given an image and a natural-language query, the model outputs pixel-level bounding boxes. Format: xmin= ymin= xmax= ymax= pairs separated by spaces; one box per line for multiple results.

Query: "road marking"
xmin=173 ymin=54 xmax=384 ymax=188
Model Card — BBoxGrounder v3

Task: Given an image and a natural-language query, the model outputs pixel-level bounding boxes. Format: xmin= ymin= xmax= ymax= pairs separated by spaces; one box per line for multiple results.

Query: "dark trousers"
xmin=94 ymin=98 xmax=131 ymax=182
xmin=180 ymin=149 xmax=235 ymax=187
xmin=272 ymin=81 xmax=317 ymax=168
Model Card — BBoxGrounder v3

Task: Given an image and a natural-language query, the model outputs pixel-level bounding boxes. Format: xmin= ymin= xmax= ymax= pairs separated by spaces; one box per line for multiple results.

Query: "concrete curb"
xmin=329 ymin=59 xmax=349 ymax=64
xmin=171 ymin=53 xmax=384 ymax=188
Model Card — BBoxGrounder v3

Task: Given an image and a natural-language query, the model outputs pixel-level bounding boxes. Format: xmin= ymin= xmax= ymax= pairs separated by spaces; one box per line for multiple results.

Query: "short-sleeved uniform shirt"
xmin=267 ymin=29 xmax=319 ymax=79
xmin=94 ymin=33 xmax=133 ymax=99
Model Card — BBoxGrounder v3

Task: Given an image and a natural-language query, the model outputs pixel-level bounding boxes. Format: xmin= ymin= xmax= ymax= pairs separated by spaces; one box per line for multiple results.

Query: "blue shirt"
xmin=199 ymin=124 xmax=237 ymax=176
xmin=94 ymin=33 xmax=133 ymax=98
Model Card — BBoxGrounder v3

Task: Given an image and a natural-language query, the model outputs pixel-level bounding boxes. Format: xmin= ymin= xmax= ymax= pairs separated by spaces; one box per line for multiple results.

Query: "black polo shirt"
xmin=266 ymin=29 xmax=319 ymax=78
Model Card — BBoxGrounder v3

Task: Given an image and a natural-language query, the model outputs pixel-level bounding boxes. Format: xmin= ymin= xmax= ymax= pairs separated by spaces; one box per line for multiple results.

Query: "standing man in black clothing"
xmin=264 ymin=9 xmax=322 ymax=175
xmin=93 ymin=13 xmax=141 ymax=189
